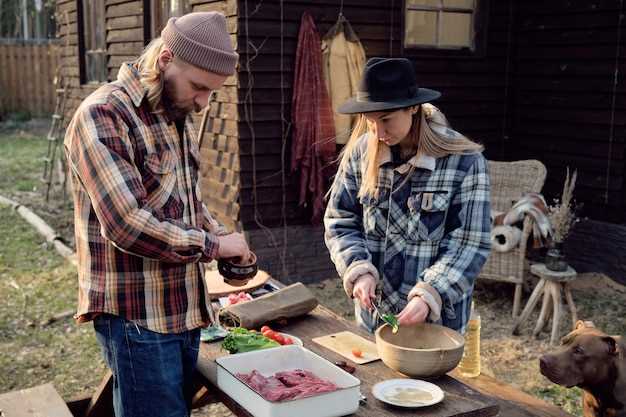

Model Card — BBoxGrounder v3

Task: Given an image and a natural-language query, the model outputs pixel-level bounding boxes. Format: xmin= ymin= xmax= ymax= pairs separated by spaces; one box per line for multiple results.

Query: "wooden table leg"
xmin=564 ymin=283 xmax=578 ymax=330
xmin=532 ymin=287 xmax=552 ymax=338
xmin=512 ymin=278 xmax=546 ymax=335
xmin=549 ymin=282 xmax=563 ymax=345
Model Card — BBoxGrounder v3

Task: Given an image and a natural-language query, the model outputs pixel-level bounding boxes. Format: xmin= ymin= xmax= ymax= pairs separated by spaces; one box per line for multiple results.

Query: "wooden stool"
xmin=512 ymin=263 xmax=578 ymax=345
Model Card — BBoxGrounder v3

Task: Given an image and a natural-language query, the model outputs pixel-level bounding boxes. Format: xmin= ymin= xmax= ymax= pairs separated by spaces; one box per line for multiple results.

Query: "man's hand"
xmin=397 ymin=296 xmax=430 ymax=326
xmin=216 ymin=233 xmax=250 ymax=259
xmin=352 ymin=274 xmax=377 ymax=310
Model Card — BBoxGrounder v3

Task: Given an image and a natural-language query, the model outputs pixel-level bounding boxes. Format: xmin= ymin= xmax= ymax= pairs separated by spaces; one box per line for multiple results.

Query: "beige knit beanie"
xmin=161 ymin=12 xmax=238 ymax=76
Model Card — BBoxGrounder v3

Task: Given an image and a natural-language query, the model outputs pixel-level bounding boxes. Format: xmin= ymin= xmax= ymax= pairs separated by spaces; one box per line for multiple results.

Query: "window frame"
xmin=77 ymin=0 xmax=107 ymax=84
xmin=145 ymin=0 xmax=191 ymax=43
xmin=401 ymin=0 xmax=489 ymax=58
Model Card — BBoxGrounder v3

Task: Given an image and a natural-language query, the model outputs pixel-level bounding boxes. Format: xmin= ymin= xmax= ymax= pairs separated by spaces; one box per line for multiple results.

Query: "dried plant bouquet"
xmin=548 ymin=168 xmax=579 ymax=243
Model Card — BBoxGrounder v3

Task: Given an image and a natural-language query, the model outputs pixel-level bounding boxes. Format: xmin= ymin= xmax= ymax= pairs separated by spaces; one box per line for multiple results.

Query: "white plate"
xmin=372 ymin=379 xmax=444 ymax=408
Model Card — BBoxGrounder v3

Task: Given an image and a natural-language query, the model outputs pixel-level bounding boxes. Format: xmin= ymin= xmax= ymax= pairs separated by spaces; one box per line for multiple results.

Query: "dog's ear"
xmin=575 ymin=320 xmax=595 ymax=330
xmin=602 ymin=337 xmax=618 ymax=356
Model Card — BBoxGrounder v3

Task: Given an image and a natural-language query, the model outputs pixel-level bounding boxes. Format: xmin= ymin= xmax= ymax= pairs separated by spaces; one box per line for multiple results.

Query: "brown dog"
xmin=539 ymin=321 xmax=626 ymax=417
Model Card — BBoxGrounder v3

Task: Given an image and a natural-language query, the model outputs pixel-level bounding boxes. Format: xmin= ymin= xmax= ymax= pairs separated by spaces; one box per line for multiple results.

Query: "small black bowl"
xmin=218 ymin=252 xmax=258 ymax=287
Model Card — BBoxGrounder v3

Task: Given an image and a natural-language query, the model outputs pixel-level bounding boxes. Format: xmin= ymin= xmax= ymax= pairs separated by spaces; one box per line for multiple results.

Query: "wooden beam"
xmin=106 ymin=1 xmax=143 ymax=18
xmin=107 ymin=28 xmax=144 ymax=43
xmin=83 ymin=371 xmax=114 ymax=417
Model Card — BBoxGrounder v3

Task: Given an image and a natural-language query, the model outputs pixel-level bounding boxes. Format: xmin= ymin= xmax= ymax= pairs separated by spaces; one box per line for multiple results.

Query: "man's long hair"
xmin=135 ymin=38 xmax=167 ymax=111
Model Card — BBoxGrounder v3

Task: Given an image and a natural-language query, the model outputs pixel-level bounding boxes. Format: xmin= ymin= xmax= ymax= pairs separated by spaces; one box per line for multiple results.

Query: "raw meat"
xmin=236 ymin=369 xmax=338 ymax=402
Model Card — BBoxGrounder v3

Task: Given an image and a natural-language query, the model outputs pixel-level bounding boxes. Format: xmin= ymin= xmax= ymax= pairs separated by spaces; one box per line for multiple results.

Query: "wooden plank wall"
xmin=57 ymin=0 xmax=99 ymax=124
xmin=56 ymin=0 xmax=145 ymax=127
xmin=237 ymin=0 xmax=514 ymax=228
xmin=192 ymin=0 xmax=241 ymax=231
xmin=510 ymin=1 xmax=626 ymax=222
xmin=106 ymin=0 xmax=145 ymax=81
xmin=0 ymin=41 xmax=60 ymax=116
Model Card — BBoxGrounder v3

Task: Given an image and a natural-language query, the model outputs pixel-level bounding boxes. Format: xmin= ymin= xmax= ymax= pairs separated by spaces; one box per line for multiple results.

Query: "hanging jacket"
xmin=322 ymin=16 xmax=366 ymax=144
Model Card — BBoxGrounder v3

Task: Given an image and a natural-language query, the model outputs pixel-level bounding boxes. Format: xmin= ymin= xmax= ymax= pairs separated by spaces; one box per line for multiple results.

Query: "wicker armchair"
xmin=480 ymin=160 xmax=547 ymax=318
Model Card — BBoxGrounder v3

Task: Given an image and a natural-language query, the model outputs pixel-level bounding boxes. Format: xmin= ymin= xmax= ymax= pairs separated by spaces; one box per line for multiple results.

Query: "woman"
xmin=324 ymin=57 xmax=491 ymax=334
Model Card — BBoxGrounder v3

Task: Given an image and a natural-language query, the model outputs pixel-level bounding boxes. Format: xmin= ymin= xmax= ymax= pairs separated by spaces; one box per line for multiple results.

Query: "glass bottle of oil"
xmin=457 ymin=302 xmax=481 ymax=378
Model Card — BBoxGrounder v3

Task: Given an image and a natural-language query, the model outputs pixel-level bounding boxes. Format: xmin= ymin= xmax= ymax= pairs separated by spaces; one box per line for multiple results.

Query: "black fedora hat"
xmin=337 ymin=57 xmax=441 ymax=114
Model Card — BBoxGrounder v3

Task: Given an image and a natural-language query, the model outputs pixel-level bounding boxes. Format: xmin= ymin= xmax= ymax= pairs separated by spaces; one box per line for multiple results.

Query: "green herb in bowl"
xmin=382 ymin=313 xmax=399 ymax=334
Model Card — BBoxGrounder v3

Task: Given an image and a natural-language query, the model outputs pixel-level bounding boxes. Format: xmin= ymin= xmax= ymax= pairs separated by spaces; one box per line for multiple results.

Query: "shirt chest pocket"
xmin=359 ymin=192 xmax=389 ymax=237
xmin=407 ymin=191 xmax=449 ymax=241
xmin=143 ymin=150 xmax=182 ymax=218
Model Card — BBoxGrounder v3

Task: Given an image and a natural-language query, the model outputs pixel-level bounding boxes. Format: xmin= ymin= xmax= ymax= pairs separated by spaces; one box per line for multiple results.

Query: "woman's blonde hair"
xmin=337 ymin=103 xmax=483 ymax=199
xmin=134 ymin=38 xmax=167 ymax=111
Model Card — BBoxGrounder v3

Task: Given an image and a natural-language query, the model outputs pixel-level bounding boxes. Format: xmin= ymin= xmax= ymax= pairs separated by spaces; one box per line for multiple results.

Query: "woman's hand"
xmin=352 ymin=274 xmax=377 ymax=310
xmin=397 ymin=296 xmax=430 ymax=326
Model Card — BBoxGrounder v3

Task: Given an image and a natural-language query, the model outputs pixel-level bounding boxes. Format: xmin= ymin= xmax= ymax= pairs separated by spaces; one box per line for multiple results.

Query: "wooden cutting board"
xmin=205 ymin=269 xmax=270 ymax=298
xmin=312 ymin=331 xmax=380 ymax=364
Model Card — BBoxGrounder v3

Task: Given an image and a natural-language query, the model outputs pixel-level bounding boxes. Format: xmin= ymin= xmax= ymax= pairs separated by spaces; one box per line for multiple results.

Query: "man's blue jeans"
xmin=93 ymin=314 xmax=200 ymax=417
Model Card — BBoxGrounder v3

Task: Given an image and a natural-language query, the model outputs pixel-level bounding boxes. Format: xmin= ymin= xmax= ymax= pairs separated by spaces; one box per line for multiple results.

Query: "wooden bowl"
xmin=217 ymin=252 xmax=258 ymax=287
xmin=375 ymin=323 xmax=465 ymax=378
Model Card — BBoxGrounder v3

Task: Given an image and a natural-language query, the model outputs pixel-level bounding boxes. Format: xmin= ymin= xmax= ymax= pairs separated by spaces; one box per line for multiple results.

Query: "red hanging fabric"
xmin=291 ymin=12 xmax=336 ymax=224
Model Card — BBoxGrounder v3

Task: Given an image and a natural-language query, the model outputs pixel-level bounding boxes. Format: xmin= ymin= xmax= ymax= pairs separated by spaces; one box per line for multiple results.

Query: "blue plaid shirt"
xmin=324 ymin=137 xmax=491 ymax=334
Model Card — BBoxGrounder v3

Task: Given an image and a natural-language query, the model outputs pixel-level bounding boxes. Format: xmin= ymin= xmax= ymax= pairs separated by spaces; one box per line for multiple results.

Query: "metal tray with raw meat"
xmin=215 ymin=345 xmax=361 ymax=417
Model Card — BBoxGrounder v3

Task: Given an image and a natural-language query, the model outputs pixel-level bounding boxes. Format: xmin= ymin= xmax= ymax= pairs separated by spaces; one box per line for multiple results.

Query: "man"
xmin=64 ymin=12 xmax=247 ymax=417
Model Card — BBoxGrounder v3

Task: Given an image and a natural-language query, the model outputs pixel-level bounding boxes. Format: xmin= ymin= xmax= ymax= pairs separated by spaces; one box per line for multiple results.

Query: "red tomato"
xmin=261 ymin=325 xmax=271 ymax=333
xmin=262 ymin=329 xmax=274 ymax=339
xmin=273 ymin=334 xmax=285 ymax=345
xmin=283 ymin=337 xmax=293 ymax=345
xmin=351 ymin=348 xmax=363 ymax=358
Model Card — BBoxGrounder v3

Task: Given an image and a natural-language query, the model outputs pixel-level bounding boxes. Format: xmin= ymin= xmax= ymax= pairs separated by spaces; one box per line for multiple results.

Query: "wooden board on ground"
xmin=313 ymin=331 xmax=380 ymax=364
xmin=0 ymin=383 xmax=74 ymax=417
xmin=205 ymin=269 xmax=270 ymax=298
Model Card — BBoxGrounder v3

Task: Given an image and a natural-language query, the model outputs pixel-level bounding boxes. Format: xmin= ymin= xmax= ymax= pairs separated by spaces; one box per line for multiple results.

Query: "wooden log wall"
xmin=0 ymin=40 xmax=60 ymax=116
xmin=509 ymin=0 xmax=626 ymax=223
xmin=192 ymin=0 xmax=241 ymax=231
xmin=236 ymin=0 xmax=515 ymax=228
xmin=56 ymin=0 xmax=142 ymax=125
xmin=57 ymin=0 xmax=93 ymax=122
xmin=106 ymin=0 xmax=145 ymax=81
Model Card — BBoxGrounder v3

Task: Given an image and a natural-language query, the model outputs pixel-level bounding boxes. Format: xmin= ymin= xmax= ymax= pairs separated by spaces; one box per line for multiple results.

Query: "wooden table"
xmin=512 ymin=263 xmax=578 ymax=345
xmin=197 ymin=305 xmax=574 ymax=417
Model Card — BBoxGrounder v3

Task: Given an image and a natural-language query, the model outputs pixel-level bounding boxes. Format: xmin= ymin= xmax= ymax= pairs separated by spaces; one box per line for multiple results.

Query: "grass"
xmin=0 ymin=125 xmax=106 ymax=399
xmin=0 ymin=204 xmax=106 ymax=398
xmin=0 ymin=132 xmax=47 ymax=194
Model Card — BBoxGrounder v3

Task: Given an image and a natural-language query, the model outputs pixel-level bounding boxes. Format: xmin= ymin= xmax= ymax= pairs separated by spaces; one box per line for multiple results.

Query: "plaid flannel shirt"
xmin=64 ymin=63 xmax=223 ymax=334
xmin=324 ymin=131 xmax=491 ymax=334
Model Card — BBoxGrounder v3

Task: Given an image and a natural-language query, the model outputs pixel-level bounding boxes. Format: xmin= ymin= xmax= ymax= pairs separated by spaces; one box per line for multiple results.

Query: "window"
xmin=78 ymin=0 xmax=107 ymax=84
xmin=404 ymin=0 xmax=486 ymax=53
xmin=148 ymin=0 xmax=191 ymax=40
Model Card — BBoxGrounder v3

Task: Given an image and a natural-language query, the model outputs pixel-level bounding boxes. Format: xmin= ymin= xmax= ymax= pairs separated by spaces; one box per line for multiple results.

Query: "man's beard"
xmin=161 ymin=79 xmax=193 ymax=121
